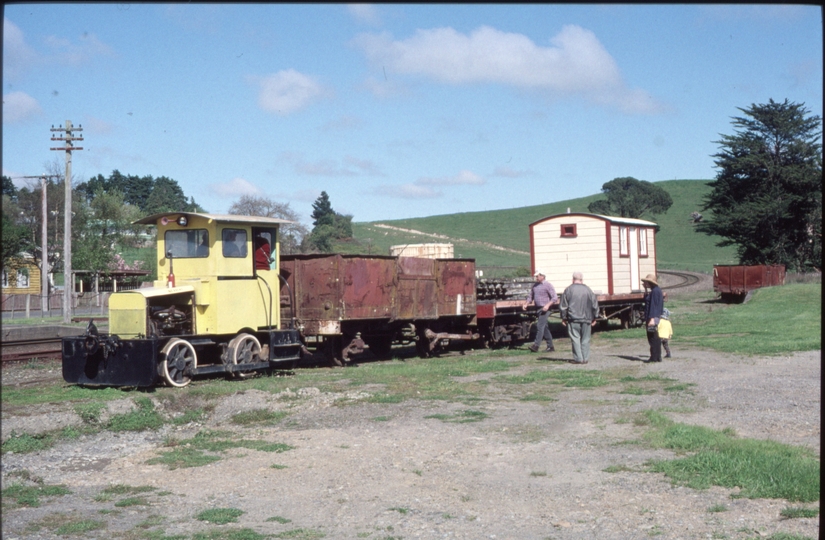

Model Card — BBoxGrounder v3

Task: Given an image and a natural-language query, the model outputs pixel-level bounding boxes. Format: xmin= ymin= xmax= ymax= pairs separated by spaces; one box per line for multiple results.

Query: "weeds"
xmin=147 ymin=429 xmax=294 ymax=469
xmin=194 ymin=528 xmax=268 ymax=540
xmin=2 ymin=482 xmax=71 ymax=507
xmin=196 ymin=507 xmax=244 ymax=524
xmin=272 ymin=529 xmax=326 ymax=539
xmin=780 ymin=506 xmax=819 ymax=519
xmin=230 ymin=408 xmax=288 ymax=426
xmin=640 ymin=411 xmax=820 ymax=502
xmin=424 ymin=409 xmax=489 ymax=423
xmin=107 ymin=396 xmax=164 ymax=432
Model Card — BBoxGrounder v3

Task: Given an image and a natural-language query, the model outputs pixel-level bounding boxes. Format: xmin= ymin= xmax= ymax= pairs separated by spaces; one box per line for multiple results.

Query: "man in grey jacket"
xmin=559 ymin=272 xmax=600 ymax=364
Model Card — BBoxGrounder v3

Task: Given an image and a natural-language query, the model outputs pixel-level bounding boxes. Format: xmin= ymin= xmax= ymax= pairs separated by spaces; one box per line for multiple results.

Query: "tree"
xmin=2 ymin=175 xmax=18 ymax=199
xmin=698 ymin=99 xmax=822 ymax=271
xmin=587 ymin=177 xmax=673 ymax=219
xmin=2 ymin=208 xmax=29 ymax=269
xmin=311 ymin=191 xmax=335 ymax=227
xmin=143 ymin=176 xmax=189 ymax=215
xmin=308 ymin=191 xmax=353 ymax=252
xmin=1 ymin=175 xmax=29 ymax=268
xmin=228 ymin=194 xmax=309 ymax=254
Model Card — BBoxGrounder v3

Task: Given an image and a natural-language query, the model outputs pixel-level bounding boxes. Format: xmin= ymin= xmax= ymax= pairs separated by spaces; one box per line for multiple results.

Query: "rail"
xmin=658 ymin=270 xmax=702 ymax=290
xmin=2 ymin=337 xmax=63 ymax=363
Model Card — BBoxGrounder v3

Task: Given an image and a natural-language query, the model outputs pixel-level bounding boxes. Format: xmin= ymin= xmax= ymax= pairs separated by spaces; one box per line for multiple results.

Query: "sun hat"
xmin=642 ymin=274 xmax=658 ymax=286
xmin=661 ymin=308 xmax=671 ymax=320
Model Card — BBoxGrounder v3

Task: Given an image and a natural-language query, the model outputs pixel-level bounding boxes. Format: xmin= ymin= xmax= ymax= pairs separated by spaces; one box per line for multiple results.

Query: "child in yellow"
xmin=658 ymin=308 xmax=673 ymax=358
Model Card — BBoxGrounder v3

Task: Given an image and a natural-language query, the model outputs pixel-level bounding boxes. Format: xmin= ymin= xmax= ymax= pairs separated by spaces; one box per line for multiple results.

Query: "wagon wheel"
xmin=227 ymin=333 xmax=262 ymax=379
xmin=366 ymin=335 xmax=393 ymax=359
xmin=620 ymin=312 xmax=631 ymax=330
xmin=160 ymin=338 xmax=197 ymax=388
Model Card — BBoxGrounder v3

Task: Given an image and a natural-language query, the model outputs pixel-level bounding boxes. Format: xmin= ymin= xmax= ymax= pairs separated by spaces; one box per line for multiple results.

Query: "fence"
xmin=1 ymin=291 xmax=112 ymax=320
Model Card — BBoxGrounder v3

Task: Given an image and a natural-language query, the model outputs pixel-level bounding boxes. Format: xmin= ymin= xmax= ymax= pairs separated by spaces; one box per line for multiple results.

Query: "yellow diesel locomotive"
xmin=62 ymin=213 xmax=302 ymax=387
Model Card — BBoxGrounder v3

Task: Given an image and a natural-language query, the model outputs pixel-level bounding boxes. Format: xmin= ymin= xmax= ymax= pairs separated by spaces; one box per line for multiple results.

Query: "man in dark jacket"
xmin=559 ymin=272 xmax=599 ymax=364
xmin=642 ymin=273 xmax=664 ymax=363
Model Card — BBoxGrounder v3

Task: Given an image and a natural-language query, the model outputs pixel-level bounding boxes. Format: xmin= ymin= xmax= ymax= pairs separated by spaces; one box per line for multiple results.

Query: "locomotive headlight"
xmin=177 ymin=216 xmax=188 ymax=227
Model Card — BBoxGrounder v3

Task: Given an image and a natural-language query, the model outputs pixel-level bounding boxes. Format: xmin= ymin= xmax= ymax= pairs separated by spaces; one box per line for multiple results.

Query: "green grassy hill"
xmin=341 ymin=180 xmax=738 ymax=274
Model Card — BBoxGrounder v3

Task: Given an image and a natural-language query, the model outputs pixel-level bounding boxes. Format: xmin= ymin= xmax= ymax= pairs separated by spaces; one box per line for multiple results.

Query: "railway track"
xmin=658 ymin=270 xmax=703 ymax=290
xmin=2 ymin=337 xmax=63 ymax=363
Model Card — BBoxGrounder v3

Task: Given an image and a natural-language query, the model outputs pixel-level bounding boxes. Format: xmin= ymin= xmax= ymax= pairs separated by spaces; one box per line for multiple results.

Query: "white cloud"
xmin=4 ymin=18 xmax=38 ymax=81
xmin=375 ymin=183 xmax=442 ymax=199
xmin=416 ymin=170 xmax=484 ymax=186
xmin=253 ymin=70 xmax=325 ymax=115
xmin=492 ymin=166 xmax=534 ymax=178
xmin=279 ymin=151 xmax=383 ymax=177
xmin=354 ymin=24 xmax=665 ymax=114
xmin=209 ymin=177 xmax=263 ymax=198
xmin=347 ymin=4 xmax=381 ymax=26
xmin=44 ymin=31 xmax=115 ymax=66
xmin=2 ymin=91 xmax=42 ymax=123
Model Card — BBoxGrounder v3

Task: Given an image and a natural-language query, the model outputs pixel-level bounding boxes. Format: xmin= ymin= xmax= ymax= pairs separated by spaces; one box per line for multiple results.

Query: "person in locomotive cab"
xmin=196 ymin=235 xmax=209 ymax=257
xmin=559 ymin=272 xmax=599 ymax=364
xmin=254 ymin=236 xmax=271 ymax=270
xmin=522 ymin=269 xmax=558 ymax=353
xmin=223 ymin=231 xmax=241 ymax=257
xmin=642 ymin=274 xmax=664 ymax=363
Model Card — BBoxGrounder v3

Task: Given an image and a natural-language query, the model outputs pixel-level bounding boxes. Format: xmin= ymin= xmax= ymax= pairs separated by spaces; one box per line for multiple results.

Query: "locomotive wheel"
xmin=161 ymin=339 xmax=197 ymax=388
xmin=227 ymin=333 xmax=262 ymax=379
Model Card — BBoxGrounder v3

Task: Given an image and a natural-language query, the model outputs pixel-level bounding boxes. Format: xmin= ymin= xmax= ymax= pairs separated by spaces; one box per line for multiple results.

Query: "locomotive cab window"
xmin=560 ymin=224 xmax=577 ymax=237
xmin=165 ymin=229 xmax=209 ymax=258
xmin=253 ymin=227 xmax=277 ymax=270
xmin=222 ymin=228 xmax=248 ymax=258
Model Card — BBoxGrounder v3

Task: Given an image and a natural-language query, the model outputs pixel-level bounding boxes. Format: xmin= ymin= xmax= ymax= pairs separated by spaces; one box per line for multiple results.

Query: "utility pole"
xmin=15 ymin=174 xmax=60 ymax=314
xmin=51 ymin=121 xmax=83 ymax=323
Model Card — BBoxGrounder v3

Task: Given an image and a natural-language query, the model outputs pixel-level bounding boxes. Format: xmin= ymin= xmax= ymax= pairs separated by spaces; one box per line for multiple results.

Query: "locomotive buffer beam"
xmin=423 ymin=328 xmax=480 ymax=352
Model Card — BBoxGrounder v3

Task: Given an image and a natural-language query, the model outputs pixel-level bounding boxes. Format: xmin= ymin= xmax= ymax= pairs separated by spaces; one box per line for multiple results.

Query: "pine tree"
xmin=699 ymin=99 xmax=822 ymax=271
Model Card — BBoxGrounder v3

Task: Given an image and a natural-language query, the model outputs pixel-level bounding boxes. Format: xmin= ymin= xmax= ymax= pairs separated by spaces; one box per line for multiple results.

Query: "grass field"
xmin=346 ymin=179 xmax=738 ymax=273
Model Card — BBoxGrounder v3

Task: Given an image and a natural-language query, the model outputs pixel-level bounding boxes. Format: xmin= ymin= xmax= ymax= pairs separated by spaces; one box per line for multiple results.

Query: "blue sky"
xmin=3 ymin=4 xmax=822 ymax=225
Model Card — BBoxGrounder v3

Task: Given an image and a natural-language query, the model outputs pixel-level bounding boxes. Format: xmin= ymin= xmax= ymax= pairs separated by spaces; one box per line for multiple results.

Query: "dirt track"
xmin=1 ymin=334 xmax=819 ymax=540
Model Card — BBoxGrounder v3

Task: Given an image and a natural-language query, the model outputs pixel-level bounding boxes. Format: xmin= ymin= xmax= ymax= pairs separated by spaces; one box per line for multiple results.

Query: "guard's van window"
xmin=222 ymin=229 xmax=247 ymax=258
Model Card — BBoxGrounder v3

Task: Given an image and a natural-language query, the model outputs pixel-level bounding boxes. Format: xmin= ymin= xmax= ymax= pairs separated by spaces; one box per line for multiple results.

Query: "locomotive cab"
xmin=62 ymin=213 xmax=302 ymax=387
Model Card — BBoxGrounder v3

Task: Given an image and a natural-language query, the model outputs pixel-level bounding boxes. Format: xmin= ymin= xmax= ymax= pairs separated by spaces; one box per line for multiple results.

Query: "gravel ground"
xmin=1 ymin=274 xmax=820 ymax=540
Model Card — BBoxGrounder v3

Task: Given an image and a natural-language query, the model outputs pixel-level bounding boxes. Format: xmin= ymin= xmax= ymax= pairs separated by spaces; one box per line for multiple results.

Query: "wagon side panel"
xmin=397 ymin=257 xmax=437 ymax=320
xmin=281 ymin=255 xmax=344 ymax=334
xmin=340 ymin=257 xmax=395 ymax=320
xmin=436 ymin=259 xmax=477 ymax=317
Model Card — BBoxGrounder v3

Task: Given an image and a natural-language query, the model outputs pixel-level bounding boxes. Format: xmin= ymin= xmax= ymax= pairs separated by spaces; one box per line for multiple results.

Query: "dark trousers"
xmin=647 ymin=328 xmax=662 ymax=362
xmin=533 ymin=309 xmax=554 ymax=348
